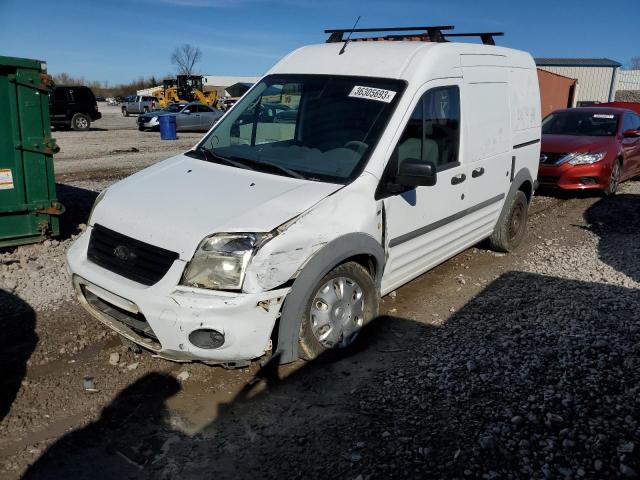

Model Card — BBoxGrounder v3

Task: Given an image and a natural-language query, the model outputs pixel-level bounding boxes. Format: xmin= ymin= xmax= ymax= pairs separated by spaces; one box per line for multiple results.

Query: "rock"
xmin=177 ymin=371 xmax=190 ymax=381
xmin=620 ymin=464 xmax=638 ymax=478
xmin=618 ymin=442 xmax=635 ymax=453
xmin=109 ymin=352 xmax=120 ymax=366
xmin=511 ymin=415 xmax=524 ymax=426
xmin=381 ymin=431 xmax=391 ymax=438
xmin=126 ymin=362 xmax=139 ymax=371
xmin=466 ymin=360 xmax=478 ymax=372
xmin=594 ymin=460 xmax=603 ymax=472
xmin=479 ymin=435 xmax=496 ymax=450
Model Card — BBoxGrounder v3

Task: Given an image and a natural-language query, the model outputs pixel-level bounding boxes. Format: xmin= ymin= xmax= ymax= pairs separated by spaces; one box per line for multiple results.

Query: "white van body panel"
xmin=66 ymin=40 xmax=541 ymax=363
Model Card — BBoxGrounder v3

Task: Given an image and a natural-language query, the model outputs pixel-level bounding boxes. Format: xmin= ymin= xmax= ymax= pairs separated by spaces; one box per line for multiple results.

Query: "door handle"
xmin=472 ymin=167 xmax=485 ymax=178
xmin=451 ymin=173 xmax=466 ymax=185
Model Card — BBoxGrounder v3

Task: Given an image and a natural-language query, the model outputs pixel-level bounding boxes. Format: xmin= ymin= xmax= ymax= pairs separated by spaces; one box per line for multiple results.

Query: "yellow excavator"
xmin=154 ymin=75 xmax=217 ymax=108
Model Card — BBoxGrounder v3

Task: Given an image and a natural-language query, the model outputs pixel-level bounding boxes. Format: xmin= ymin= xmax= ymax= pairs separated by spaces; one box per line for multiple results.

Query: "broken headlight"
xmin=181 ymin=233 xmax=272 ymax=290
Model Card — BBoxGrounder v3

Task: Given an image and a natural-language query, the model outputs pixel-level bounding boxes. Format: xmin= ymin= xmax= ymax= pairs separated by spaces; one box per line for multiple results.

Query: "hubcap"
xmin=76 ymin=117 xmax=88 ymax=128
xmin=310 ymin=276 xmax=365 ymax=348
xmin=508 ymin=203 xmax=524 ymax=240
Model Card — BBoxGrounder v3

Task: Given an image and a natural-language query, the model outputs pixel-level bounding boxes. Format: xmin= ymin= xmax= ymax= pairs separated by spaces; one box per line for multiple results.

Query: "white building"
xmin=535 ymin=58 xmax=621 ymax=105
xmin=203 ymin=75 xmax=260 ymax=97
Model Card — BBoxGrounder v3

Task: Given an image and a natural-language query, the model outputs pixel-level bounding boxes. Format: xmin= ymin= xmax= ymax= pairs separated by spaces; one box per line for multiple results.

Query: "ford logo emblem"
xmin=113 ymin=245 xmax=133 ymax=261
xmin=539 ymin=154 xmax=547 ymax=163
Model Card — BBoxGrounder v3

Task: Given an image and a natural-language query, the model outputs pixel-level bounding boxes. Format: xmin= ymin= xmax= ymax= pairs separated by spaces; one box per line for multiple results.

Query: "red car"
xmin=539 ymin=107 xmax=640 ymax=194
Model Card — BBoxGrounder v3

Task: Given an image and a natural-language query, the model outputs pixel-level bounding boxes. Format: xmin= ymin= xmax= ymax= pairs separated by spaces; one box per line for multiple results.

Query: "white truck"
xmin=121 ymin=95 xmax=157 ymax=116
xmin=67 ymin=26 xmax=541 ymax=367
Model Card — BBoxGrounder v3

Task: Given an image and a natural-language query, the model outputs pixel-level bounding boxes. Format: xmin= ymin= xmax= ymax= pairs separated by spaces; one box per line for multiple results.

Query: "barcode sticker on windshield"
xmin=0 ymin=169 xmax=14 ymax=190
xmin=593 ymin=114 xmax=614 ymax=119
xmin=349 ymin=86 xmax=396 ymax=103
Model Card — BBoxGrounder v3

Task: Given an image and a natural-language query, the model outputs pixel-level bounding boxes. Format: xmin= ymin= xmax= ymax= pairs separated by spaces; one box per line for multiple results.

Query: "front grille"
xmin=538 ymin=175 xmax=560 ymax=185
xmin=540 ymin=152 xmax=569 ymax=165
xmin=88 ymin=224 xmax=179 ymax=286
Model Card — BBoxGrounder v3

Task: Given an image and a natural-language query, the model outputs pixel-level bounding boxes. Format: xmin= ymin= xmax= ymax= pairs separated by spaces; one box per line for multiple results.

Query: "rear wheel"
xmin=71 ymin=113 xmax=90 ymax=131
xmin=298 ymin=262 xmax=378 ymax=360
xmin=488 ymin=190 xmax=529 ymax=252
xmin=603 ymin=160 xmax=621 ymax=196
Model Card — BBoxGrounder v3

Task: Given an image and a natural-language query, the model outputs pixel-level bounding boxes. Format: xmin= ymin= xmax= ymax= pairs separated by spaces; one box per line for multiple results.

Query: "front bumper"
xmin=537 ymin=161 xmax=611 ymax=190
xmin=138 ymin=117 xmax=159 ymax=129
xmin=66 ymin=229 xmax=290 ymax=364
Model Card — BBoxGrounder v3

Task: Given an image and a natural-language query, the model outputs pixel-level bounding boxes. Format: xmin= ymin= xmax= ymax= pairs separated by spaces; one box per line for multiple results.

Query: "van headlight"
xmin=181 ymin=233 xmax=272 ymax=290
xmin=567 ymin=152 xmax=606 ymax=165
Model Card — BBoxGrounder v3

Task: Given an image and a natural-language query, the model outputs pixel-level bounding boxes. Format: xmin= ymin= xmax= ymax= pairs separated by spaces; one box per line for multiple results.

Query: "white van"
xmin=67 ymin=28 xmax=541 ymax=366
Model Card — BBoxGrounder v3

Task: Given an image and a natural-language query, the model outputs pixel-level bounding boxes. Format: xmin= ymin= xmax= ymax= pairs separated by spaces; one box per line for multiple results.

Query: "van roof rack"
xmin=324 ymin=26 xmax=504 ymax=45
xmin=324 ymin=26 xmax=454 ymax=43
xmin=443 ymin=32 xmax=504 ymax=46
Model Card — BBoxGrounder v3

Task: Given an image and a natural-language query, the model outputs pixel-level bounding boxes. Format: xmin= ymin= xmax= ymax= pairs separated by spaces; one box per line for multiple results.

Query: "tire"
xmin=122 ymin=107 xmax=129 ymax=117
xmin=488 ymin=190 xmax=529 ymax=253
xmin=298 ymin=261 xmax=378 ymax=360
xmin=71 ymin=113 xmax=90 ymax=131
xmin=143 ymin=107 xmax=150 ymax=113
xmin=138 ymin=125 xmax=145 ymax=132
xmin=603 ymin=160 xmax=622 ymax=196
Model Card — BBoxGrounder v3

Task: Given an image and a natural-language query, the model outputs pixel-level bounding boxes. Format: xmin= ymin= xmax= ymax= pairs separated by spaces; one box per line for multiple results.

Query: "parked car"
xmin=67 ymin=35 xmax=541 ymax=367
xmin=538 ymin=107 xmax=640 ymax=194
xmin=236 ymin=102 xmax=290 ymax=125
xmin=137 ymin=102 xmax=222 ymax=132
xmin=95 ymin=95 xmax=106 ymax=102
xmin=49 ymin=85 xmax=102 ymax=131
xmin=122 ymin=95 xmax=158 ymax=116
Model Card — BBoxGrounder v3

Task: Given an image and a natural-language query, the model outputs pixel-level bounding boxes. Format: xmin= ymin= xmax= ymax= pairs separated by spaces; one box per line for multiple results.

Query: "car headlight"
xmin=567 ymin=152 xmax=606 ymax=165
xmin=181 ymin=233 xmax=273 ymax=290
xmin=88 ymin=189 xmax=107 ymax=225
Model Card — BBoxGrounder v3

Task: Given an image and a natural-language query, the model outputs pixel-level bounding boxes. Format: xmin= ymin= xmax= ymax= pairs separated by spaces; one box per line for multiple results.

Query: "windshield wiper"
xmin=189 ymin=147 xmax=253 ymax=171
xmin=248 ymin=159 xmax=306 ymax=180
xmin=219 ymin=153 xmax=306 ymax=180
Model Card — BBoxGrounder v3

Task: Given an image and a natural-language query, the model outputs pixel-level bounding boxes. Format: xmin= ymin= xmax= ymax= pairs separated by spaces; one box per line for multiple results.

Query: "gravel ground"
xmin=1 ymin=107 xmax=639 ymax=479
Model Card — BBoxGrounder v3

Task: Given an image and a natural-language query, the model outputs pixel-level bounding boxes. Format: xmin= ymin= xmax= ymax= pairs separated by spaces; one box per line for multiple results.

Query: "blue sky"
xmin=0 ymin=0 xmax=636 ymax=85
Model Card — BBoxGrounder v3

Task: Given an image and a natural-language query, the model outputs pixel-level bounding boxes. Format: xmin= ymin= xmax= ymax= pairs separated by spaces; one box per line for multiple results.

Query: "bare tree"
xmin=171 ymin=44 xmax=202 ymax=76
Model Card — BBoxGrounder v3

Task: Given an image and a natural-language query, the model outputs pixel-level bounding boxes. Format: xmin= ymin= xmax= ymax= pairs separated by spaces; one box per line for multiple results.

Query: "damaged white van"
xmin=66 ymin=26 xmax=541 ymax=366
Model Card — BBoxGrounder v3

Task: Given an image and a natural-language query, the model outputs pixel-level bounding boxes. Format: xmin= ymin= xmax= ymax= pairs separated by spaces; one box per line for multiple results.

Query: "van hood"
xmin=541 ymin=134 xmax=615 ymax=154
xmin=90 ymin=154 xmax=342 ymax=259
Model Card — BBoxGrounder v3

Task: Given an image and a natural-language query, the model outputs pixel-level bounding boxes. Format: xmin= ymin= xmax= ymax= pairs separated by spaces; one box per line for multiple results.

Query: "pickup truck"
xmin=121 ymin=95 xmax=157 ymax=116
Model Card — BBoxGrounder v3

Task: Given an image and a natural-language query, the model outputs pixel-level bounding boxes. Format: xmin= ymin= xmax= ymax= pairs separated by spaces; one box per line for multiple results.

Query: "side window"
xmin=622 ymin=113 xmax=635 ymax=132
xmin=393 ymin=86 xmax=461 ymax=172
xmin=424 ymin=87 xmax=460 ymax=167
xmin=52 ymin=88 xmax=67 ymax=102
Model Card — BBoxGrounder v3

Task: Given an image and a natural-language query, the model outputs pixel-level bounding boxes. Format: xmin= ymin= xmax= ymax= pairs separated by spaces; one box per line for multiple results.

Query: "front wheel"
xmin=122 ymin=107 xmax=129 ymax=117
xmin=143 ymin=107 xmax=150 ymax=113
xmin=488 ymin=190 xmax=529 ymax=253
xmin=298 ymin=262 xmax=378 ymax=360
xmin=603 ymin=161 xmax=621 ymax=196
xmin=71 ymin=113 xmax=90 ymax=131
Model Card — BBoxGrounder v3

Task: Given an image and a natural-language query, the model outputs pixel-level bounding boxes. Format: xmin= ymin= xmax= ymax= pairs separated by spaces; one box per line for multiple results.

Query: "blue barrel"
xmin=159 ymin=115 xmax=177 ymax=140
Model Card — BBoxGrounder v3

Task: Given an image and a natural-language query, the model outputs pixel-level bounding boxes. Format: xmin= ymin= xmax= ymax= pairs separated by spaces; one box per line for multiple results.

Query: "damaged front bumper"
xmin=67 ymin=231 xmax=290 ymax=364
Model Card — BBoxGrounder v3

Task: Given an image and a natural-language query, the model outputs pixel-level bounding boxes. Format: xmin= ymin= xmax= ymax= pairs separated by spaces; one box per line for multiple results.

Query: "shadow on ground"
xmin=55 ymin=184 xmax=98 ymax=240
xmin=584 ymin=192 xmax=640 ymax=282
xmin=0 ymin=291 xmax=37 ymax=422
xmin=22 ymin=270 xmax=640 ymax=479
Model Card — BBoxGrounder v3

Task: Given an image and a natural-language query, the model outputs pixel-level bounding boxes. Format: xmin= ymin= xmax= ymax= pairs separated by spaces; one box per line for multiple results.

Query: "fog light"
xmin=579 ymin=177 xmax=598 ymax=185
xmin=189 ymin=329 xmax=225 ymax=349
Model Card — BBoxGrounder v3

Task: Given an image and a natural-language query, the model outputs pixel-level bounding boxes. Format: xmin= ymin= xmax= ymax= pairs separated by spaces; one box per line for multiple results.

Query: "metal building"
xmin=535 ymin=58 xmax=621 ymax=105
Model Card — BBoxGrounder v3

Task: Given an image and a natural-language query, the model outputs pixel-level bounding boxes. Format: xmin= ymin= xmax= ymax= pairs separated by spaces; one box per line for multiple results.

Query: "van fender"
xmin=275 ymin=232 xmax=385 ymax=364
xmin=495 ymin=168 xmax=534 ymax=230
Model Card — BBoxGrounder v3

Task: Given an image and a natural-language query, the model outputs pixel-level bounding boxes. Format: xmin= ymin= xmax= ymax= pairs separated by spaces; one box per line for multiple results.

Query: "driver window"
xmin=393 ymin=86 xmax=461 ymax=173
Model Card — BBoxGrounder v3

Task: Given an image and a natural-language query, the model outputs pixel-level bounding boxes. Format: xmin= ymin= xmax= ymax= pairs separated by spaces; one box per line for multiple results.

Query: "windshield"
xmin=542 ymin=111 xmax=619 ymax=136
xmin=164 ymin=104 xmax=184 ymax=113
xmin=197 ymin=74 xmax=405 ymax=183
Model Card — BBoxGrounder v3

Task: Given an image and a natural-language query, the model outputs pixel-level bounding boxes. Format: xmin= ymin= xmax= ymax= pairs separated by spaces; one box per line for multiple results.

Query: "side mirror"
xmin=396 ymin=159 xmax=437 ymax=187
xmin=623 ymin=129 xmax=640 ymax=138
xmin=183 ymin=109 xmax=191 ymax=115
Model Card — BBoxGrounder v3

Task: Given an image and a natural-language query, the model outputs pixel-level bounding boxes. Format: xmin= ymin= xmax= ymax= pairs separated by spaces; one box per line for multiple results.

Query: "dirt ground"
xmin=1 ymin=106 xmax=640 ymax=479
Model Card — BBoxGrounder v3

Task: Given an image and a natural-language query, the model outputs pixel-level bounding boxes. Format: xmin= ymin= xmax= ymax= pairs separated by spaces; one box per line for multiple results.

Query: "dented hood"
xmin=90 ymin=154 xmax=342 ymax=259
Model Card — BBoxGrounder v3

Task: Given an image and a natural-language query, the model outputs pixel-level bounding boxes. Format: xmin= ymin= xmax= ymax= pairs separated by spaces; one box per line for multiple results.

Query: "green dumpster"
xmin=0 ymin=55 xmax=63 ymax=248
